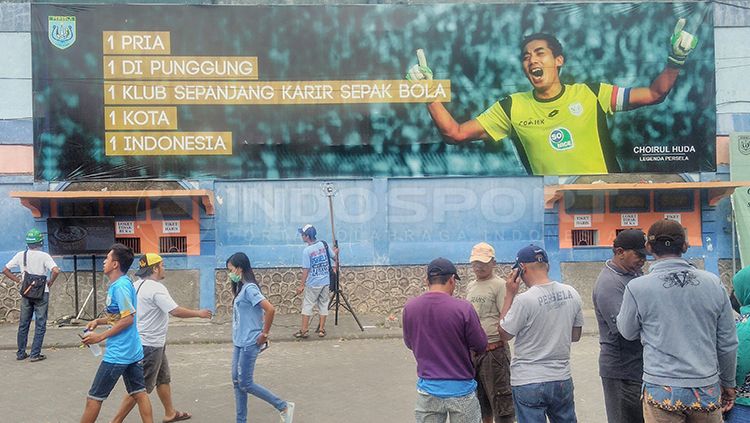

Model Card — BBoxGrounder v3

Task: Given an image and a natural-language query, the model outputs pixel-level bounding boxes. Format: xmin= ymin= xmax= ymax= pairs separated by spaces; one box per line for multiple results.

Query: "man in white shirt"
xmin=111 ymin=253 xmax=211 ymax=423
xmin=3 ymin=228 xmax=60 ymax=362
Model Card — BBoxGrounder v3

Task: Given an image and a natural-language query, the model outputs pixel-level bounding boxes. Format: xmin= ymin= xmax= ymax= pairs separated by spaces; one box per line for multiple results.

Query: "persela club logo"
xmin=48 ymin=16 xmax=76 ymax=50
xmin=549 ymin=127 xmax=574 ymax=151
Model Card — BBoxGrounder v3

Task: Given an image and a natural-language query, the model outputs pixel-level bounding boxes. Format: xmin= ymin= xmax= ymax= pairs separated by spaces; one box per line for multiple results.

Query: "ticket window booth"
xmin=11 ymin=190 xmax=215 ymax=256
xmin=545 ymin=182 xmax=747 ymax=250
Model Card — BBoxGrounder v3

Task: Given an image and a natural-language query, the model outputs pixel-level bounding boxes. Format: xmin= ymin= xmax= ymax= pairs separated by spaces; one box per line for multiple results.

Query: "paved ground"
xmin=0 ymin=312 xmax=604 ymax=422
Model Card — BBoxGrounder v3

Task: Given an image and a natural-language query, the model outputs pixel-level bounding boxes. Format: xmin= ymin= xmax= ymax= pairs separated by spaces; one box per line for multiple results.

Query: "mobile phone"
xmin=259 ymin=341 xmax=269 ymax=352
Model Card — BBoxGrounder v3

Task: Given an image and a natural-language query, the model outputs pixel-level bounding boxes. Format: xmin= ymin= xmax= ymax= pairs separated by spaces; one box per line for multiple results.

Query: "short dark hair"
xmin=110 ymin=243 xmax=134 ymax=274
xmin=520 ymin=33 xmax=564 ymax=59
xmin=427 ymin=274 xmax=452 ymax=286
xmin=647 ymin=219 xmax=686 ymax=256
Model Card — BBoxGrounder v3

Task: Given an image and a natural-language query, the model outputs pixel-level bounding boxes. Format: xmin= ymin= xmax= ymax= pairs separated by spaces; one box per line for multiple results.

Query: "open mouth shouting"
xmin=530 ymin=67 xmax=544 ymax=81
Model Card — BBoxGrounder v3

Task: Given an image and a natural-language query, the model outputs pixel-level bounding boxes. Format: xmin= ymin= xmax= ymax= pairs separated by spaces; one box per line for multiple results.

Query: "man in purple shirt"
xmin=403 ymin=257 xmax=488 ymax=423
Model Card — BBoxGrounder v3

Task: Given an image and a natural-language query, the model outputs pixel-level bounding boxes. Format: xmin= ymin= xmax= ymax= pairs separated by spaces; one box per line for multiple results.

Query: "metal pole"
xmin=91 ymin=255 xmax=97 ymax=318
xmin=732 ymin=194 xmax=738 ymax=274
xmin=73 ymin=255 xmax=79 ymax=315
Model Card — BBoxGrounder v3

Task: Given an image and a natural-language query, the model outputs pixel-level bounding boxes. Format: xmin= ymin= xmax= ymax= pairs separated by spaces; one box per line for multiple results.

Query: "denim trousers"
xmin=232 ymin=344 xmax=286 ymax=423
xmin=511 ymin=378 xmax=577 ymax=423
xmin=17 ymin=292 xmax=49 ymax=358
xmin=724 ymin=403 xmax=750 ymax=423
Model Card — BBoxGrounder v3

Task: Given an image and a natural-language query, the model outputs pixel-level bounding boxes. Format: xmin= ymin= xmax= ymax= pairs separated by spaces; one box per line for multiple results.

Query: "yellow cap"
xmin=138 ymin=253 xmax=163 ymax=268
xmin=470 ymin=242 xmax=495 ymax=263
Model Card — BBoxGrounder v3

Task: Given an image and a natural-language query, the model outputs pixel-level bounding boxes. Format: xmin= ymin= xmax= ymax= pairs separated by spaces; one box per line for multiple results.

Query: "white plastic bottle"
xmin=83 ymin=330 xmax=102 ymax=357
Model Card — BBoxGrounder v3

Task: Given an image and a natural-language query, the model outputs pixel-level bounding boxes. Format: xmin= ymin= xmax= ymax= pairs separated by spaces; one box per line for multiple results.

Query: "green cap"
xmin=25 ymin=229 xmax=43 ymax=244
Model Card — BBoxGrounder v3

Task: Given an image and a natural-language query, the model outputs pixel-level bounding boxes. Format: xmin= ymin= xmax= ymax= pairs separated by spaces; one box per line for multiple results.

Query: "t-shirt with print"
xmin=103 ymin=275 xmax=143 ymax=364
xmin=5 ymin=249 xmax=58 ymax=293
xmin=232 ymin=282 xmax=266 ymax=347
xmin=500 ymin=281 xmax=584 ymax=386
xmin=467 ymin=275 xmax=506 ymax=344
xmin=134 ymin=278 xmax=179 ymax=347
xmin=302 ymin=241 xmax=335 ymax=288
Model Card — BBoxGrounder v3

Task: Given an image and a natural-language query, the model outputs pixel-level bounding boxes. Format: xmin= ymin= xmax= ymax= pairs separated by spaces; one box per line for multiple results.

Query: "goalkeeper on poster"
xmin=407 ymin=19 xmax=698 ymax=176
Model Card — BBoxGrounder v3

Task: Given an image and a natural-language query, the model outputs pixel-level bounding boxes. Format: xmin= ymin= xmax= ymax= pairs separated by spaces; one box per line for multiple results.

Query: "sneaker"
xmin=280 ymin=401 xmax=295 ymax=423
xmin=29 ymin=354 xmax=46 ymax=362
xmin=16 ymin=352 xmax=29 ymax=361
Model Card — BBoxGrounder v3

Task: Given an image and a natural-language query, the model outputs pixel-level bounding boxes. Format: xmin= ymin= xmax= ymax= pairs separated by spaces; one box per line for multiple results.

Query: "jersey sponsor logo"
xmin=548 ymin=109 xmax=559 ymax=118
xmin=519 ymin=118 xmax=545 ymax=126
xmin=568 ymin=102 xmax=583 ymax=116
xmin=549 ymin=127 xmax=574 ymax=151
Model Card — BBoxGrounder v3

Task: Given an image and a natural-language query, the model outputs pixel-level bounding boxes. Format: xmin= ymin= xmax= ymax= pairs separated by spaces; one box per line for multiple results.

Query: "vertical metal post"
xmin=73 ymin=255 xmax=79 ymax=314
xmin=91 ymin=255 xmax=97 ymax=318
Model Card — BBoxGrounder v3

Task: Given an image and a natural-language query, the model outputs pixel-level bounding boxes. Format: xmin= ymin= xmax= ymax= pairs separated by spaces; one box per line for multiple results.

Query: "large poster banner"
xmin=32 ymin=2 xmax=715 ymax=180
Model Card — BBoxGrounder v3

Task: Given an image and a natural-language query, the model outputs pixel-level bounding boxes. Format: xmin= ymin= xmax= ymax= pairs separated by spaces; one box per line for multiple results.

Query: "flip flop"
xmin=293 ymin=330 xmax=309 ymax=339
xmin=163 ymin=411 xmax=192 ymax=422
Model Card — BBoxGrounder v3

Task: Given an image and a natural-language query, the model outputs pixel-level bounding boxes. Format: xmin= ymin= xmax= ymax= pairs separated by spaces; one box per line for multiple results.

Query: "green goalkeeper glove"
xmin=668 ymin=18 xmax=698 ymax=67
xmin=406 ymin=49 xmax=433 ymax=81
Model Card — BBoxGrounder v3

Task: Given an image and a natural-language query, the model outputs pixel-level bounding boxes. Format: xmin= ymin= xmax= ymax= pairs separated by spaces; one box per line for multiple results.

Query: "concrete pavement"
xmin=0 ymin=309 xmax=599 ymax=351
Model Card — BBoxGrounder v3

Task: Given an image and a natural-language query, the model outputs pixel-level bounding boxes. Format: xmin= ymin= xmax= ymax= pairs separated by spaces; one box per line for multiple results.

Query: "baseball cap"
xmin=512 ymin=244 xmax=549 ymax=268
xmin=647 ymin=219 xmax=686 ymax=247
xmin=298 ymin=224 xmax=317 ymax=239
xmin=470 ymin=242 xmax=495 ymax=263
xmin=135 ymin=253 xmax=163 ymax=277
xmin=427 ymin=257 xmax=461 ymax=280
xmin=613 ymin=229 xmax=647 ymax=256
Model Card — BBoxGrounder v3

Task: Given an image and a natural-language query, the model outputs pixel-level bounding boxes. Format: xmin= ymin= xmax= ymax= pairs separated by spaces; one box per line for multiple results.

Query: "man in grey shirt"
xmin=498 ymin=245 xmax=583 ymax=423
xmin=618 ymin=219 xmax=738 ymax=422
xmin=593 ymin=229 xmax=646 ymax=423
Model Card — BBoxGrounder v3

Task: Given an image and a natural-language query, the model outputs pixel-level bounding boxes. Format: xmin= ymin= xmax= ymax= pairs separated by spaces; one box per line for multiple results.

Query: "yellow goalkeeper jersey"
xmin=476 ymin=83 xmax=623 ymax=175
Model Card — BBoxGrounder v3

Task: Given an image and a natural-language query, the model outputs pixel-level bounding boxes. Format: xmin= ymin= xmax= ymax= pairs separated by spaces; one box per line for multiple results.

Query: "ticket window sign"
xmin=665 ymin=213 xmax=682 ymax=223
xmin=621 ymin=214 xmax=639 ymax=227
xmin=116 ymin=221 xmax=135 ymax=235
xmin=163 ymin=220 xmax=181 ymax=234
xmin=574 ymin=215 xmax=592 ymax=228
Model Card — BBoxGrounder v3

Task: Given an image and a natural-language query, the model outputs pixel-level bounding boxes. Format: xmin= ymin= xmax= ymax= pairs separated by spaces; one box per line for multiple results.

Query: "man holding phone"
xmin=498 ymin=245 xmax=584 ymax=422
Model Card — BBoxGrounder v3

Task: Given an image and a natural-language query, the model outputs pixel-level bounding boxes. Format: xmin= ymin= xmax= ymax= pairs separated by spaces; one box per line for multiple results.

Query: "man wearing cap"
xmin=466 ymin=242 xmax=514 ymax=423
xmin=403 ymin=257 xmax=487 ymax=422
xmin=110 ymin=253 xmax=212 ymax=423
xmin=498 ymin=245 xmax=583 ymax=422
xmin=3 ymin=228 xmax=60 ymax=362
xmin=294 ymin=224 xmax=336 ymax=338
xmin=617 ymin=219 xmax=738 ymax=422
xmin=592 ymin=230 xmax=647 ymax=423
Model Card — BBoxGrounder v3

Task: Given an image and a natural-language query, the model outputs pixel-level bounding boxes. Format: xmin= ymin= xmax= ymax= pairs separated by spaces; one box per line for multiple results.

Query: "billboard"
xmin=32 ymin=2 xmax=715 ymax=180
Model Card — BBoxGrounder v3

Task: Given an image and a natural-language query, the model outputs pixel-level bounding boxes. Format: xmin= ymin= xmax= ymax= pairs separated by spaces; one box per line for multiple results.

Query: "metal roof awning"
xmin=544 ymin=181 xmax=750 ymax=209
xmin=10 ymin=189 xmax=215 ymax=217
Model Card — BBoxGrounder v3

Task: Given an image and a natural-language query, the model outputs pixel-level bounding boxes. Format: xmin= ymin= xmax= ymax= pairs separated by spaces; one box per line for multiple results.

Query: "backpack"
xmin=20 ymin=250 xmax=47 ymax=300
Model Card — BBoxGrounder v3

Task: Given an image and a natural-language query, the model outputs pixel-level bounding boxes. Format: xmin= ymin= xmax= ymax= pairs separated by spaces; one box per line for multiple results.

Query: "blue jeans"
xmin=232 ymin=344 xmax=286 ymax=423
xmin=17 ymin=292 xmax=49 ymax=358
xmin=512 ymin=378 xmax=577 ymax=423
xmin=725 ymin=403 xmax=750 ymax=423
xmin=87 ymin=360 xmax=147 ymax=401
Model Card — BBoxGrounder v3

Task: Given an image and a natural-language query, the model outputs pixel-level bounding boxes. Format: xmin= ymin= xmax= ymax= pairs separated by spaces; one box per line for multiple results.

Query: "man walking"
xmin=294 ymin=224 xmax=336 ymax=339
xmin=498 ymin=245 xmax=583 ymax=423
xmin=403 ymin=257 xmax=487 ymax=422
xmin=3 ymin=228 xmax=60 ymax=362
xmin=111 ymin=253 xmax=212 ymax=423
xmin=466 ymin=242 xmax=514 ymax=423
xmin=618 ymin=219 xmax=738 ymax=422
xmin=80 ymin=243 xmax=153 ymax=423
xmin=593 ymin=229 xmax=647 ymax=423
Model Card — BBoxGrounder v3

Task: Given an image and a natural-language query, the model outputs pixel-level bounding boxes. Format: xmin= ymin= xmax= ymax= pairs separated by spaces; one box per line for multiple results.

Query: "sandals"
xmin=318 ymin=328 xmax=326 ymax=338
xmin=163 ymin=411 xmax=192 ymax=422
xmin=293 ymin=329 xmax=309 ymax=339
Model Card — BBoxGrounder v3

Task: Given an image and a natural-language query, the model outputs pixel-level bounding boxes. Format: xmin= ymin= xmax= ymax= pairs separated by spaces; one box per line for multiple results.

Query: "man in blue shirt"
xmin=294 ymin=224 xmax=336 ymax=339
xmin=81 ymin=243 xmax=153 ymax=423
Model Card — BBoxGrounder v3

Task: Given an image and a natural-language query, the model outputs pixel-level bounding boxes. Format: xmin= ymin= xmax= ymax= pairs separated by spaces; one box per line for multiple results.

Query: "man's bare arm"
xmin=427 ymin=102 xmax=490 ymax=144
xmin=572 ymin=326 xmax=582 ymax=342
xmin=628 ymin=67 xmax=680 ymax=108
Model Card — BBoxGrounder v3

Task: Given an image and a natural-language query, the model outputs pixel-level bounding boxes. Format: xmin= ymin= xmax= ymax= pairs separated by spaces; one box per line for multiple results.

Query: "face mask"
xmin=229 ymin=272 xmax=241 ymax=283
